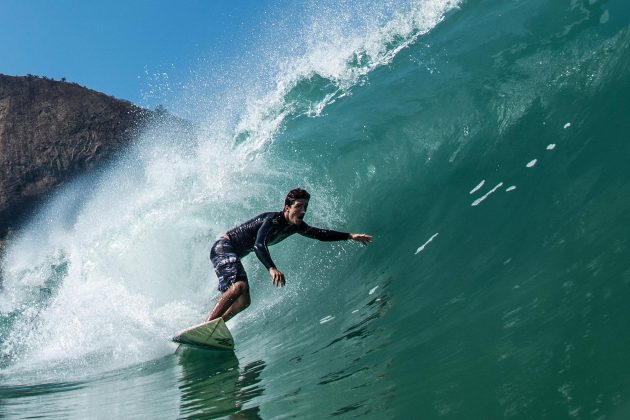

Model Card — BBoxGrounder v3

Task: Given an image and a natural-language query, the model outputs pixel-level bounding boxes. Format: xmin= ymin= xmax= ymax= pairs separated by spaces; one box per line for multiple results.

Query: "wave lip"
xmin=233 ymin=0 xmax=461 ymax=154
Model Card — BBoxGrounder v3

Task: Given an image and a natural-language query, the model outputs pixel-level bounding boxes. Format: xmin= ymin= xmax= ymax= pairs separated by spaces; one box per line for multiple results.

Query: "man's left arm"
xmin=299 ymin=223 xmax=373 ymax=245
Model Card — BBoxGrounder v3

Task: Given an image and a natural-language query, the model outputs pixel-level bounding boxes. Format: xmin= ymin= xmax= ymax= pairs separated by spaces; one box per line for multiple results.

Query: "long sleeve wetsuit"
xmin=224 ymin=212 xmax=350 ymax=270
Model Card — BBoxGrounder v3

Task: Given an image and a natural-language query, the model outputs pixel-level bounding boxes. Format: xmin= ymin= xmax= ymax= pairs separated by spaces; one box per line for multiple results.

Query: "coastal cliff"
xmin=0 ymin=74 xmax=154 ymax=242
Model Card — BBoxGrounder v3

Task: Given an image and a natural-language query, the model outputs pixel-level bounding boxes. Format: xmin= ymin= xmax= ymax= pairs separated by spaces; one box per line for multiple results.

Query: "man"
xmin=207 ymin=188 xmax=372 ymax=322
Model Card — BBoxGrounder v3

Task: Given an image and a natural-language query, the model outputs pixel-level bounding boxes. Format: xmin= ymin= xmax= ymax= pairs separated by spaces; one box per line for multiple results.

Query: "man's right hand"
xmin=270 ymin=267 xmax=286 ymax=287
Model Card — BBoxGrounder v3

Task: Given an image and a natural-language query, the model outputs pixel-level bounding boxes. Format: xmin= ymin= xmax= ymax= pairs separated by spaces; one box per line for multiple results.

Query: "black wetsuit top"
xmin=225 ymin=212 xmax=350 ymax=270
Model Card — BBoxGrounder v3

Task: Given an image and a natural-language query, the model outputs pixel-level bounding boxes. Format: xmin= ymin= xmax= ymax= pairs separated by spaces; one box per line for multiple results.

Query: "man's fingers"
xmin=271 ymin=271 xmax=286 ymax=287
xmin=352 ymin=234 xmax=373 ymax=245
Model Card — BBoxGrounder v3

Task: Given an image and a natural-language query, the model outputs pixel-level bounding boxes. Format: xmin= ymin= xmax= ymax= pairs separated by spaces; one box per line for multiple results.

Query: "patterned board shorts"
xmin=210 ymin=238 xmax=249 ymax=293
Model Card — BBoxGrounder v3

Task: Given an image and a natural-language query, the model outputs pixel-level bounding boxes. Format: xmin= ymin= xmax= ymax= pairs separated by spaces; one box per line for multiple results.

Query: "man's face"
xmin=285 ymin=199 xmax=309 ymax=225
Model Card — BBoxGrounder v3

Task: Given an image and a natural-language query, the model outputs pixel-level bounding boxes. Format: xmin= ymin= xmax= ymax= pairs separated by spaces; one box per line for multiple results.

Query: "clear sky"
xmin=0 ymin=0 xmax=273 ymax=108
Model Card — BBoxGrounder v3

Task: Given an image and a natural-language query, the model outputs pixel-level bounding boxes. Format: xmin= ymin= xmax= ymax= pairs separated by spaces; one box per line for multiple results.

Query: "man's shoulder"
xmin=269 ymin=211 xmax=285 ymax=225
xmin=253 ymin=211 xmax=283 ymax=225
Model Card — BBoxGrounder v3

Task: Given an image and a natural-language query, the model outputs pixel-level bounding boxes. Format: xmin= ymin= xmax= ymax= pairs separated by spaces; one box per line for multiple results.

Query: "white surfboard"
xmin=172 ymin=318 xmax=234 ymax=351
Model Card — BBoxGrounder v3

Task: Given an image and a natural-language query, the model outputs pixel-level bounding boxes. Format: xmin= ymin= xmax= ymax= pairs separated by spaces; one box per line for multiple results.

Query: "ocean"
xmin=2 ymin=0 xmax=630 ymax=418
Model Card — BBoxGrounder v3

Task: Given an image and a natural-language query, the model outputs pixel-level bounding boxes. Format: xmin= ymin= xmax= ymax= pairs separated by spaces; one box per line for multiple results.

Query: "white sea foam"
xmin=231 ymin=0 xmax=462 ymax=157
xmin=470 ymin=180 xmax=485 ymax=195
xmin=415 ymin=232 xmax=439 ymax=254
xmin=471 ymin=182 xmax=504 ymax=206
xmin=547 ymin=144 xmax=556 ymax=150
xmin=526 ymin=159 xmax=537 ymax=168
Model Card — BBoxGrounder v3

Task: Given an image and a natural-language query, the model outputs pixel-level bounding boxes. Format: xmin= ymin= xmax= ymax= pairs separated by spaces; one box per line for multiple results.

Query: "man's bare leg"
xmin=207 ymin=281 xmax=250 ymax=321
xmin=221 ymin=292 xmax=251 ymax=322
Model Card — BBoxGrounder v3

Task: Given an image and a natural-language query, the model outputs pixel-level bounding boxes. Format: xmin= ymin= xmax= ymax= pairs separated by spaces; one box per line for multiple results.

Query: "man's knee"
xmin=233 ymin=280 xmax=249 ymax=294
xmin=236 ymin=281 xmax=251 ymax=307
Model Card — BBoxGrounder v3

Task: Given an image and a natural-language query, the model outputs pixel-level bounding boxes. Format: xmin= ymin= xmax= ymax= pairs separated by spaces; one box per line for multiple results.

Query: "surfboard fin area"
xmin=172 ymin=318 xmax=234 ymax=351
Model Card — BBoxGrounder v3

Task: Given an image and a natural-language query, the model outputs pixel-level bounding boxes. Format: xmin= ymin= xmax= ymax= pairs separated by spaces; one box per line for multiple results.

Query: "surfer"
xmin=207 ymin=188 xmax=372 ymax=322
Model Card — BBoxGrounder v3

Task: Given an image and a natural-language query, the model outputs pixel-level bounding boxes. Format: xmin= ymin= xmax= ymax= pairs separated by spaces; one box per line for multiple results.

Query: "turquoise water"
xmin=2 ymin=0 xmax=630 ymax=418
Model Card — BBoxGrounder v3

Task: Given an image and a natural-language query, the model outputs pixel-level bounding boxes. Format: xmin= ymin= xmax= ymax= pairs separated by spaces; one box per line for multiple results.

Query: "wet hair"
xmin=284 ymin=188 xmax=310 ymax=207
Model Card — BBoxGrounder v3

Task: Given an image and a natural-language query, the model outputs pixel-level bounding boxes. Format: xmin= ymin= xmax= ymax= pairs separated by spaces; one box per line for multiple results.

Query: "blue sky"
xmin=0 ymin=0 xmax=272 ymax=108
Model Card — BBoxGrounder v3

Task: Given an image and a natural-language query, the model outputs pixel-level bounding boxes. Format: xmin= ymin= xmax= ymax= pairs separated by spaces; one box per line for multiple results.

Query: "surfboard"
xmin=172 ymin=318 xmax=234 ymax=351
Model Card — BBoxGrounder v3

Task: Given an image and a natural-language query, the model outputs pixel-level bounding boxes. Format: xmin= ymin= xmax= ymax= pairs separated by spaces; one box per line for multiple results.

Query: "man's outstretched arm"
xmin=299 ymin=223 xmax=373 ymax=246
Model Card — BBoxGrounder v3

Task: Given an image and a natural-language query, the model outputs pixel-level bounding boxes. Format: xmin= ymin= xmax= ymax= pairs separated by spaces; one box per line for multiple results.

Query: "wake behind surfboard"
xmin=173 ymin=318 xmax=234 ymax=351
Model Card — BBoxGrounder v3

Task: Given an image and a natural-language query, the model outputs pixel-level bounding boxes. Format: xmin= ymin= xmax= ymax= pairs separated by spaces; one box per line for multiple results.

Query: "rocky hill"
xmin=0 ymin=74 xmax=155 ymax=243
